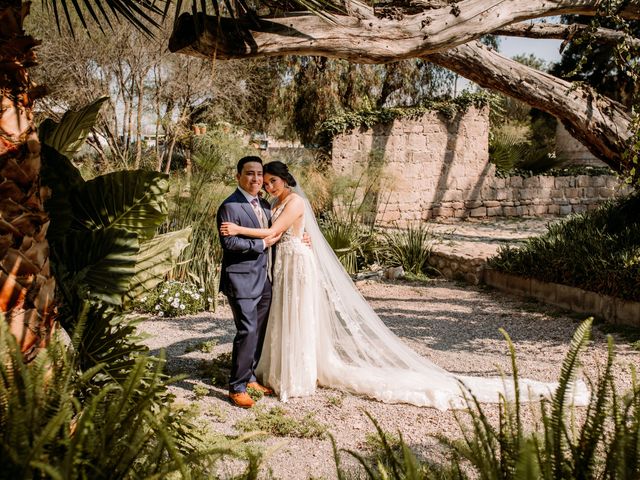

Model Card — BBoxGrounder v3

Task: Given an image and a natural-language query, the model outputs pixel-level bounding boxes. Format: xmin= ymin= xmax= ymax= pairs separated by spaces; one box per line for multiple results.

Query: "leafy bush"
xmin=319 ymin=211 xmax=377 ymax=274
xmin=488 ymin=193 xmax=640 ymax=301
xmin=489 ymin=124 xmax=564 ymax=175
xmin=0 ymin=321 xmax=203 ymax=479
xmin=137 ymin=280 xmax=206 ymax=317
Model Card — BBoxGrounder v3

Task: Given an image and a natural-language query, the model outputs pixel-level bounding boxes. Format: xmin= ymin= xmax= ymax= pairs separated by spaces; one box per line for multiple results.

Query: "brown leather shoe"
xmin=247 ymin=382 xmax=275 ymax=396
xmin=228 ymin=391 xmax=255 ymax=408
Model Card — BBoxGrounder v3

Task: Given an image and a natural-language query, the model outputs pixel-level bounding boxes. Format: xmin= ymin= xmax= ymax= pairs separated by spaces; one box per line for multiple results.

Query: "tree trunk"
xmin=135 ymin=76 xmax=144 ymax=169
xmin=426 ymin=42 xmax=632 ymax=172
xmin=0 ymin=0 xmax=55 ymax=360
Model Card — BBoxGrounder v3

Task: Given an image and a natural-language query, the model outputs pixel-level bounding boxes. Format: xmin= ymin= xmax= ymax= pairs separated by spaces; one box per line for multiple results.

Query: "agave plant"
xmin=380 ymin=223 xmax=436 ymax=276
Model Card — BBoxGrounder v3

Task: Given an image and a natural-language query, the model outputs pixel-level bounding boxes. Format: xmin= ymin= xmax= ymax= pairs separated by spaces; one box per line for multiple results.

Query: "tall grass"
xmin=162 ymin=129 xmax=252 ymax=310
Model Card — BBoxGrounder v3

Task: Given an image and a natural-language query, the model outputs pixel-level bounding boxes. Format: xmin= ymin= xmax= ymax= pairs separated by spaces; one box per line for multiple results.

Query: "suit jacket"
xmin=216 ymin=189 xmax=272 ymax=299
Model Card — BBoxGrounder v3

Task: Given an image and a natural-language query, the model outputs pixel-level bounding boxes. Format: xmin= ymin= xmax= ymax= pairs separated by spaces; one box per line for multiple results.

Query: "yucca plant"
xmin=380 ymin=223 xmax=436 ymax=276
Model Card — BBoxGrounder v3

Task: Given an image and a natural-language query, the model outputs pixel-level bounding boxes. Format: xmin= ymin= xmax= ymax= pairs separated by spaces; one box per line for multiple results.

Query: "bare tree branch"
xmin=494 ymin=22 xmax=640 ymax=51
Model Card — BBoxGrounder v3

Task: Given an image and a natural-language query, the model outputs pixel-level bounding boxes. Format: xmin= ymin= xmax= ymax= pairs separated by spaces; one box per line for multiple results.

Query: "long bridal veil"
xmin=295 ymin=187 xmax=589 ymax=410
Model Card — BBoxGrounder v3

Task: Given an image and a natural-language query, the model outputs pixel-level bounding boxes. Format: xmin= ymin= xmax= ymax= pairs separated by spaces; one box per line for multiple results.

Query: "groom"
xmin=217 ymin=156 xmax=280 ymax=408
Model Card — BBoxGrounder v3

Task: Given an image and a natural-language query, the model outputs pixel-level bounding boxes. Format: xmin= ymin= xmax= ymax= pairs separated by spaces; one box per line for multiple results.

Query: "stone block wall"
xmin=331 ymin=108 xmax=631 ymax=224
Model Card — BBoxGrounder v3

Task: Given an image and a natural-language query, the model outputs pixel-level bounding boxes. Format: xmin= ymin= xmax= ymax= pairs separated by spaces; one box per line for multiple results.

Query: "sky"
xmin=498 ymin=36 xmax=563 ymax=65
xmin=455 ymin=36 xmax=563 ymax=92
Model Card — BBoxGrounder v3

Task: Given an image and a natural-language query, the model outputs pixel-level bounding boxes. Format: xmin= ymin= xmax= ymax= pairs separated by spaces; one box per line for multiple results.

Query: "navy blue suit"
xmin=217 ymin=189 xmax=272 ymax=393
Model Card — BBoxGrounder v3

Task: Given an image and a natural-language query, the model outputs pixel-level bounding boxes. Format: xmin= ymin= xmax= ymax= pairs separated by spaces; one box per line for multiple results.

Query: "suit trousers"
xmin=227 ymin=278 xmax=272 ymax=393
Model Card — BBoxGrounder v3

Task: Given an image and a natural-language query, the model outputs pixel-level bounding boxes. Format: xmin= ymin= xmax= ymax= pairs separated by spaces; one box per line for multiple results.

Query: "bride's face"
xmin=263 ymin=173 xmax=287 ymax=197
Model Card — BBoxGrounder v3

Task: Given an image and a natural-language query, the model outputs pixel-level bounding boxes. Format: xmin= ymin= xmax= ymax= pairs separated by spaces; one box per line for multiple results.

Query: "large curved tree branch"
xmin=426 ymin=42 xmax=632 ymax=171
xmin=495 ymin=22 xmax=640 ymax=51
xmin=169 ymin=0 xmax=640 ymax=61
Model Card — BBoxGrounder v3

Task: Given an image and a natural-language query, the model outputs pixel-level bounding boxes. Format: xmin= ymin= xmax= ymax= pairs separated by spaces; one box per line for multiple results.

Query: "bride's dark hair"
xmin=264 ymin=161 xmax=297 ymax=187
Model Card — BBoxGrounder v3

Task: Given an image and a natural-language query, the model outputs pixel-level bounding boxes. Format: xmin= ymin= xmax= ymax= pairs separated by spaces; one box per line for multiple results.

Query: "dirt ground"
xmin=138 ymin=278 xmax=640 ymax=479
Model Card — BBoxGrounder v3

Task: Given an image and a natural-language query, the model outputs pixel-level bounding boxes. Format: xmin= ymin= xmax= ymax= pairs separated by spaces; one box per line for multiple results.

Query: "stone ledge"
xmin=484 ymin=269 xmax=640 ymax=327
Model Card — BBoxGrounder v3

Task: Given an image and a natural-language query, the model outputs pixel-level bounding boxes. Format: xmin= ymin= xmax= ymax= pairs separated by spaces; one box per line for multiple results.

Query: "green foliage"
xmin=552 ymin=14 xmax=640 ymax=186
xmin=320 ymin=211 xmax=374 ymax=275
xmin=39 ymin=96 xmax=109 ymax=158
xmin=380 ymin=223 xmax=436 ymax=276
xmin=235 ymin=406 xmax=327 ymax=439
xmin=163 ymin=126 xmax=247 ymax=310
xmin=318 ymin=91 xmax=492 ymax=147
xmin=270 ymin=57 xmax=457 ymax=144
xmin=185 ymin=339 xmax=218 ymax=354
xmin=332 ymin=319 xmax=640 ymax=480
xmin=337 ymin=413 xmax=432 ymax=479
xmin=39 ymin=100 xmax=190 ymax=382
xmin=489 ymin=123 xmax=564 ymax=175
xmin=198 ymin=352 xmax=232 ymax=388
xmin=193 ymin=384 xmax=210 ymax=399
xmin=0 ymin=321 xmax=204 ymax=480
xmin=136 ymin=280 xmax=205 ymax=317
xmin=488 ymin=193 xmax=640 ymax=301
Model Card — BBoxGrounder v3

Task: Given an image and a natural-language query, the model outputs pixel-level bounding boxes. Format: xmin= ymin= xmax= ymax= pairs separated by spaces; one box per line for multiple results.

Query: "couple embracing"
xmin=217 ymin=156 xmax=590 ymax=410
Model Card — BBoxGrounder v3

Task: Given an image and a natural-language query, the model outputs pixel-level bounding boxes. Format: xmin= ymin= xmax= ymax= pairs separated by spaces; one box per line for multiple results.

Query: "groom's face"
xmin=237 ymin=161 xmax=263 ymax=197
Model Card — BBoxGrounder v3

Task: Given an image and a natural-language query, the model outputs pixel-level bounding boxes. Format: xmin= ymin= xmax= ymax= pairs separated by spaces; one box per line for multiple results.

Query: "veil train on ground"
xmin=295 ymin=186 xmax=590 ymax=410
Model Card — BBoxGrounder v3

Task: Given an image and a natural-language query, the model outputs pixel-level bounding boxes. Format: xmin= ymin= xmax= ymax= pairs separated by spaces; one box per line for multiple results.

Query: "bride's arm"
xmin=220 ymin=196 xmax=304 ymax=238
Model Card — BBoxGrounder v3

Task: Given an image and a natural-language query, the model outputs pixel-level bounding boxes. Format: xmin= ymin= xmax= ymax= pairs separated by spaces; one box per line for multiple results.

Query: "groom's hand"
xmin=302 ymin=232 xmax=312 ymax=248
xmin=264 ymin=232 xmax=282 ymax=248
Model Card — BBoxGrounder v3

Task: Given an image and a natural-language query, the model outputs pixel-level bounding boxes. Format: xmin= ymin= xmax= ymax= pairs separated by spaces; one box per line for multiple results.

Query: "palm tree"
xmin=0 ymin=2 xmax=56 ymax=360
xmin=0 ymin=0 xmax=163 ymax=359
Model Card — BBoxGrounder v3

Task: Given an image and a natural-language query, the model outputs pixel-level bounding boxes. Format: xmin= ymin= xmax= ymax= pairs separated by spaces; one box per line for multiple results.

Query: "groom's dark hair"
xmin=237 ymin=156 xmax=263 ymax=174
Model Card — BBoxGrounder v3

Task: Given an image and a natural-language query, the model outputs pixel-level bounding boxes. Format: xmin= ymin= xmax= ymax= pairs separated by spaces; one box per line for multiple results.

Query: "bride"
xmin=220 ymin=161 xmax=589 ymax=410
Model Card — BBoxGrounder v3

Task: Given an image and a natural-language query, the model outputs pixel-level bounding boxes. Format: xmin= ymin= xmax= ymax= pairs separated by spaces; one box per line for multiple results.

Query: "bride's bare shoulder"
xmin=285 ymin=193 xmax=305 ymax=212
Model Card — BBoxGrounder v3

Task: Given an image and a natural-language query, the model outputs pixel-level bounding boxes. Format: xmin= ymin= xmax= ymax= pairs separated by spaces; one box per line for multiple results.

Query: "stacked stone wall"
xmin=331 ymin=108 xmax=631 ymax=224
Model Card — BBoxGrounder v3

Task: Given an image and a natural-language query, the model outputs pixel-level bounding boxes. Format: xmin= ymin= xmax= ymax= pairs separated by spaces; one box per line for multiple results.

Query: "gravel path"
xmin=138 ymin=279 xmax=639 ymax=479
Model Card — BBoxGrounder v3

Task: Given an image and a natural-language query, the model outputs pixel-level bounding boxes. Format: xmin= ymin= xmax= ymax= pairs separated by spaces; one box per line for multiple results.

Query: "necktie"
xmin=251 ymin=198 xmax=272 ymax=280
xmin=250 ymin=198 xmax=267 ymax=228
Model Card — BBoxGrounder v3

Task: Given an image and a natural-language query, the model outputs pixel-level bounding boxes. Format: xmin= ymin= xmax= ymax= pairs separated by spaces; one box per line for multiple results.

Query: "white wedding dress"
xmin=257 ymin=190 xmax=590 ymax=410
xmin=256 ymin=199 xmax=319 ymax=401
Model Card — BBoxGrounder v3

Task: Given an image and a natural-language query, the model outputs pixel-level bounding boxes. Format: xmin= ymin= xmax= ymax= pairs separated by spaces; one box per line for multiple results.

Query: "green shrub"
xmin=380 ymin=223 xmax=436 ymax=276
xmin=488 ymin=193 xmax=640 ymax=301
xmin=137 ymin=279 xmax=206 ymax=317
xmin=489 ymin=127 xmax=564 ymax=175
xmin=0 ymin=322 xmax=200 ymax=479
xmin=320 ymin=211 xmax=376 ymax=274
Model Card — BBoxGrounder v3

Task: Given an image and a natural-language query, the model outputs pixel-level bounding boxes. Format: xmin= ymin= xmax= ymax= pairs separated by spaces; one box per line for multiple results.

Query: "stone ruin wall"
xmin=331 ymin=107 xmax=630 ymax=224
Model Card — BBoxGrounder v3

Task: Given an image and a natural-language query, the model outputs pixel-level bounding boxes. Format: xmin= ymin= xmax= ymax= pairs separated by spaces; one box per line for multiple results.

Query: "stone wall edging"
xmin=484 ymin=269 xmax=640 ymax=327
